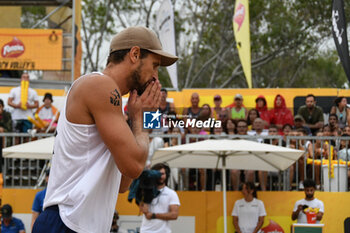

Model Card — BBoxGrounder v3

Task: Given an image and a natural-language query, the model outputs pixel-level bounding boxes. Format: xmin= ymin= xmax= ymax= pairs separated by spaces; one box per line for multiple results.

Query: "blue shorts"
xmin=32 ymin=205 xmax=76 ymax=233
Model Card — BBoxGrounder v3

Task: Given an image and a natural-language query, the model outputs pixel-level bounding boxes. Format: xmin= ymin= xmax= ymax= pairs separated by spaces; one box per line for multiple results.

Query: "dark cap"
xmin=45 ymin=169 xmax=50 ymax=176
xmin=43 ymin=93 xmax=53 ymax=103
xmin=294 ymin=114 xmax=304 ymax=121
xmin=214 ymin=95 xmax=221 ymax=101
xmin=1 ymin=204 xmax=13 ymax=218
xmin=109 ymin=26 xmax=178 ymax=66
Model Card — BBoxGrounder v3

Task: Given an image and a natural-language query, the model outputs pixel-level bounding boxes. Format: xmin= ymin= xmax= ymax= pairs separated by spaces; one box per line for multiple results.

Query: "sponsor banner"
xmin=332 ymin=0 xmax=350 ymax=83
xmin=0 ymin=28 xmax=62 ymax=70
xmin=233 ymin=0 xmax=252 ymax=88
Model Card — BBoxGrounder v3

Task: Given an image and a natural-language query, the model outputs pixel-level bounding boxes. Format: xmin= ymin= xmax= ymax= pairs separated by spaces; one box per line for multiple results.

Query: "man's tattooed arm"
xmin=110 ymin=89 xmax=121 ymax=106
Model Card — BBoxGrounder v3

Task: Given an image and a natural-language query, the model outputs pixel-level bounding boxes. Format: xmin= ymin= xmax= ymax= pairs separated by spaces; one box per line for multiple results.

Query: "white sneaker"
xmin=299 ymin=182 xmax=304 ymax=190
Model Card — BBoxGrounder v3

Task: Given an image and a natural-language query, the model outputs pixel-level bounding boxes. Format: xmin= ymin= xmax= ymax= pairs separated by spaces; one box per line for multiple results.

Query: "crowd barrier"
xmin=1 ymin=133 xmax=349 ymax=192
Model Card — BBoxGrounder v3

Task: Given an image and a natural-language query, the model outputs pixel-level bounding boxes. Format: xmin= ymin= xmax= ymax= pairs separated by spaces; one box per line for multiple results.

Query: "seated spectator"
xmin=224 ymin=119 xmax=236 ymax=135
xmin=0 ymin=99 xmax=12 ymax=133
xmin=269 ymin=94 xmax=294 ymax=134
xmin=330 ymin=96 xmax=350 ymax=129
xmin=227 ymin=94 xmax=247 ymax=122
xmin=35 ymin=92 xmax=59 ymax=132
xmin=327 ymin=113 xmax=341 ymax=136
xmin=198 ymin=104 xmax=212 ymax=122
xmin=183 ymin=92 xmax=201 ymax=119
xmin=343 ymin=125 xmax=350 ymax=135
xmin=297 ymin=94 xmax=324 ymax=135
xmin=255 ymin=95 xmax=270 ymax=128
xmin=8 ymin=73 xmax=39 ymax=133
xmin=246 ymin=108 xmax=260 ymax=130
xmin=259 ymin=125 xmax=279 ymax=191
xmin=293 ymin=114 xmax=312 ymax=136
xmin=338 ymin=134 xmax=350 ymax=161
xmin=307 ymin=131 xmax=337 ymax=189
xmin=282 ymin=123 xmax=293 ymax=145
xmin=1 ymin=204 xmax=25 ymax=233
xmin=247 ymin=118 xmax=268 ymax=143
xmin=159 ymin=88 xmax=175 ymax=115
xmin=146 ymin=134 xmax=164 ymax=168
xmin=230 ymin=120 xmax=251 ymax=190
xmin=212 ymin=95 xmax=228 ymax=120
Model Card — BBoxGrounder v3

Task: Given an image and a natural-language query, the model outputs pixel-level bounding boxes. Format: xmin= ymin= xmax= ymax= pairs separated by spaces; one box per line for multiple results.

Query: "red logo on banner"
xmin=234 ymin=3 xmax=245 ymax=31
xmin=1 ymin=37 xmax=25 ymax=58
xmin=260 ymin=219 xmax=284 ymax=233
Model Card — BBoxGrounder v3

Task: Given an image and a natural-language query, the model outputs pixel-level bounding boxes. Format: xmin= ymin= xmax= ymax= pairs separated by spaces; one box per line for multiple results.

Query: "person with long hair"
xmin=330 ymin=96 xmax=350 ymax=129
xmin=231 ymin=182 xmax=266 ymax=233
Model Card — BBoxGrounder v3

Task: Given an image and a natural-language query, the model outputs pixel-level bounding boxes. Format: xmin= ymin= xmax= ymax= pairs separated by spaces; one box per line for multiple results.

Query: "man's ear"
xmin=129 ymin=46 xmax=141 ymax=64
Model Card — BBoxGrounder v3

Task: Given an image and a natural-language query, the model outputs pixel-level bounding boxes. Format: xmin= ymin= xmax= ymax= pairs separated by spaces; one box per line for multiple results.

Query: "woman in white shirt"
xmin=232 ymin=182 xmax=266 ymax=233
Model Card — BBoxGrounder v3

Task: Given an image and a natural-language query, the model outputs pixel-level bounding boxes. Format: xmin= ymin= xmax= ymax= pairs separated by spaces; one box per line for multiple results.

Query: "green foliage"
xmin=79 ymin=0 xmax=350 ymax=89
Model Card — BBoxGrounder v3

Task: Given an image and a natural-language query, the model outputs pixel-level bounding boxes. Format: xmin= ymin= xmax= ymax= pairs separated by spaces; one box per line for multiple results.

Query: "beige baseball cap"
xmin=109 ymin=26 xmax=178 ymax=66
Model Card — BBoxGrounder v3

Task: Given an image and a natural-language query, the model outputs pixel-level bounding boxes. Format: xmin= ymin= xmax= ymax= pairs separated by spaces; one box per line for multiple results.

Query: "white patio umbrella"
xmin=3 ymin=136 xmax=54 ymax=159
xmin=152 ymin=139 xmax=305 ymax=233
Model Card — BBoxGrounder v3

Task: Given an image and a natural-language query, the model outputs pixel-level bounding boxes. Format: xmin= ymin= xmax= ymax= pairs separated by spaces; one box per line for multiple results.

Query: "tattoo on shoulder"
xmin=110 ymin=89 xmax=121 ymax=106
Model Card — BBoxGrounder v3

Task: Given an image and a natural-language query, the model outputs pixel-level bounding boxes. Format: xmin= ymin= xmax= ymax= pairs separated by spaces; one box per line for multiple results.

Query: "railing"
xmin=1 ymin=133 xmax=54 ymax=187
xmin=1 ymin=133 xmax=349 ymax=192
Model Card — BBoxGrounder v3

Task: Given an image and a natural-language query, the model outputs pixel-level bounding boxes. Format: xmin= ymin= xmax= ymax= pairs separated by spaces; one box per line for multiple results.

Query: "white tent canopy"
xmin=3 ymin=136 xmax=54 ymax=159
xmin=153 ymin=139 xmax=304 ymax=171
xmin=152 ymin=139 xmax=305 ymax=233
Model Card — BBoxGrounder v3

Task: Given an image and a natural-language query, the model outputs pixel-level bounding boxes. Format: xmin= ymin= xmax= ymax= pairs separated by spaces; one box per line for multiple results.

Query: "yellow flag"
xmin=233 ymin=0 xmax=252 ymax=88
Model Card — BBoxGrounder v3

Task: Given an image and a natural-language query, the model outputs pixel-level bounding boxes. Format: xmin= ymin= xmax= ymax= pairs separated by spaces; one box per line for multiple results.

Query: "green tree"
xmin=80 ymin=0 xmax=350 ymax=89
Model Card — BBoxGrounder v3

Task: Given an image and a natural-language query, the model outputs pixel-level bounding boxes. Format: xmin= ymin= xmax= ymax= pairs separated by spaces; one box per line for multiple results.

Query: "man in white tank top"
xmin=32 ymin=26 xmax=178 ymax=233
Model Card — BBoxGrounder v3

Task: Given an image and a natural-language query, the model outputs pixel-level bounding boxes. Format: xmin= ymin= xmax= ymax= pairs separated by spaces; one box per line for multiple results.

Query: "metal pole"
xmin=31 ymin=0 xmax=71 ymax=29
xmin=71 ymin=0 xmax=76 ymax=82
xmin=222 ymin=155 xmax=227 ymax=233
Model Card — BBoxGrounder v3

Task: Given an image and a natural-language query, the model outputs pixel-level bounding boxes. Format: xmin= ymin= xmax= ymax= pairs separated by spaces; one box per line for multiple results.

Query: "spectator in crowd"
xmin=338 ymin=134 xmax=350 ymax=162
xmin=327 ymin=113 xmax=340 ymax=136
xmin=246 ymin=108 xmax=260 ymax=131
xmin=110 ymin=211 xmax=127 ymax=233
xmin=247 ymin=118 xmax=268 ymax=143
xmin=227 ymin=94 xmax=247 ymax=122
xmin=35 ymin=92 xmax=59 ymax=132
xmin=213 ymin=125 xmax=225 ymax=135
xmin=212 ymin=95 xmax=228 ymax=120
xmin=343 ymin=125 xmax=350 ymax=135
xmin=1 ymin=204 xmax=25 ymax=233
xmin=307 ymin=131 xmax=337 ymax=188
xmin=183 ymin=92 xmax=201 ymax=119
xmin=259 ymin=125 xmax=280 ymax=191
xmin=330 ymin=96 xmax=350 ymax=129
xmin=291 ymin=179 xmax=324 ymax=223
xmin=140 ymin=163 xmax=180 ymax=233
xmin=232 ymin=182 xmax=266 ymax=233
xmin=8 ymin=73 xmax=39 ymax=133
xmin=0 ymin=99 xmax=12 ymax=133
xmin=282 ymin=123 xmax=293 ymax=146
xmin=146 ymin=134 xmax=164 ymax=168
xmin=224 ymin=119 xmax=236 ymax=135
xmin=31 ymin=169 xmax=50 ymax=230
xmin=297 ymin=94 xmax=324 ymax=135
xmin=269 ymin=94 xmax=294 ymax=134
xmin=255 ymin=95 xmax=270 ymax=128
xmin=159 ymin=88 xmax=175 ymax=115
xmin=293 ymin=115 xmax=312 ymax=136
xmin=198 ymin=104 xmax=212 ymax=122
xmin=230 ymin=120 xmax=249 ymax=190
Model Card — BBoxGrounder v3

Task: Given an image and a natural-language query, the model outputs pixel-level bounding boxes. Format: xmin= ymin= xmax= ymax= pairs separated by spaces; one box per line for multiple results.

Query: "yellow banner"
xmin=233 ymin=0 xmax=252 ymax=88
xmin=0 ymin=28 xmax=62 ymax=70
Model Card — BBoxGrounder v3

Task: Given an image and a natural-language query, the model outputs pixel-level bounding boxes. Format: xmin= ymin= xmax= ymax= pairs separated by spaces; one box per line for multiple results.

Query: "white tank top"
xmin=44 ymin=73 xmax=121 ymax=233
